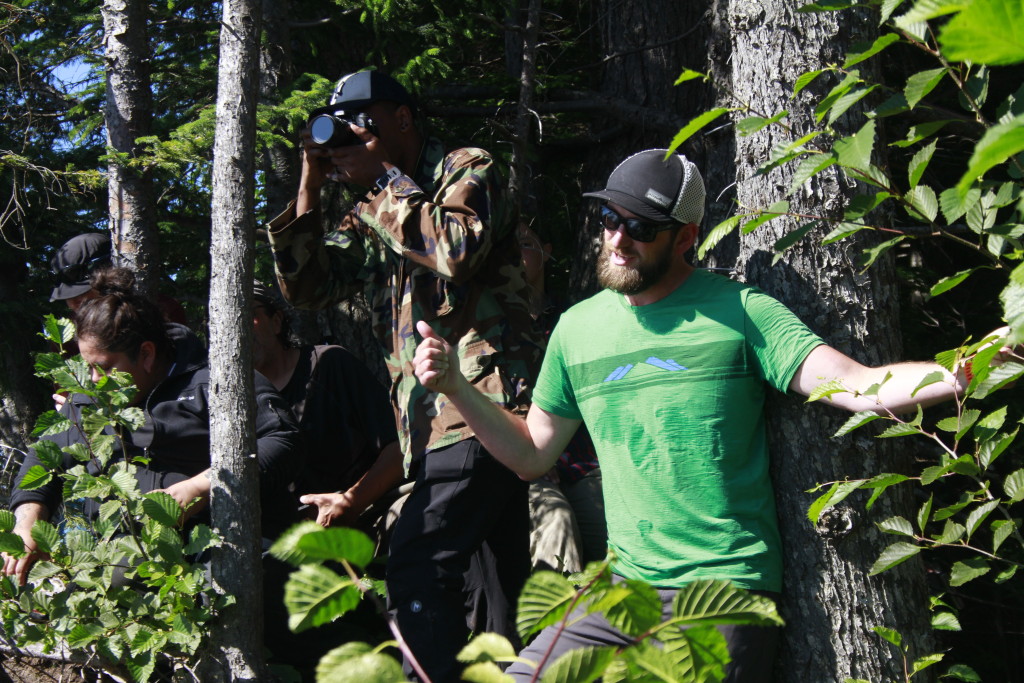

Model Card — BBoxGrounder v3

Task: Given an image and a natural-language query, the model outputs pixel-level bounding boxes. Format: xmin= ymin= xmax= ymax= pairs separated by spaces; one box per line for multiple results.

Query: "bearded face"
xmin=596 ymin=234 xmax=677 ymax=295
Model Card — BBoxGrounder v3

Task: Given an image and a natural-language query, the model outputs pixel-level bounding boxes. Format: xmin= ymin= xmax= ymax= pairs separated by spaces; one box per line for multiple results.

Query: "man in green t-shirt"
xmin=412 ymin=149 xmax=1008 ymax=681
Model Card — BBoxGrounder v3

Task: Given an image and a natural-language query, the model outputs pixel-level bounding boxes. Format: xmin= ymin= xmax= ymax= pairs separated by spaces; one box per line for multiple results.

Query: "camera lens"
xmin=309 ymin=115 xmax=337 ymax=145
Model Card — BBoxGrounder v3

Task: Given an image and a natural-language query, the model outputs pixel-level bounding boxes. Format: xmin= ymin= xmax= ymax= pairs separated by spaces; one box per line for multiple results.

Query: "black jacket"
xmin=11 ymin=324 xmax=302 ymax=538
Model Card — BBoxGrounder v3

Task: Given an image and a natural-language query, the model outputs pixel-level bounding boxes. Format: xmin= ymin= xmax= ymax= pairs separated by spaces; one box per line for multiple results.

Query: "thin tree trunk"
xmin=205 ymin=0 xmax=264 ymax=678
xmin=102 ymin=0 xmax=158 ymax=295
xmin=509 ymin=0 xmax=541 ymax=218
xmin=723 ymin=2 xmax=933 ymax=680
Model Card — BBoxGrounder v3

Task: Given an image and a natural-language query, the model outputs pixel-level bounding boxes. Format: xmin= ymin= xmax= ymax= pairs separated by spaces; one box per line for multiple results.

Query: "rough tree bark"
xmin=205 ymin=0 xmax=265 ymax=678
xmin=102 ymin=0 xmax=158 ymax=295
xmin=508 ymin=0 xmax=541 ymax=219
xmin=717 ymin=2 xmax=933 ymax=680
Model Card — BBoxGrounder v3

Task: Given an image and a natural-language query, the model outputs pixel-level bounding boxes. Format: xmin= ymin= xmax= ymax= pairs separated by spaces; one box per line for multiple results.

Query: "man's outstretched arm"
xmin=791 ymin=327 xmax=1015 ymax=414
xmin=414 ymin=320 xmax=580 ymax=480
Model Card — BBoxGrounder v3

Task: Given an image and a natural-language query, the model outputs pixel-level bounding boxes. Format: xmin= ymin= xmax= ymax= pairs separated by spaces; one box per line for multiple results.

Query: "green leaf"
xmin=793 ymin=69 xmax=825 ymax=96
xmin=458 ymin=633 xmax=517 ymax=664
xmin=539 ymin=646 xmax=615 ymax=683
xmin=735 ymin=110 xmax=787 ymax=137
xmin=834 ymin=119 xmax=877 ymax=169
xmin=316 ymin=642 xmax=405 ymax=683
xmin=41 ymin=315 xmax=76 ymax=346
xmin=773 ymin=222 xmax=819 ymax=255
xmin=31 ymin=411 xmax=73 ymax=438
xmin=908 ymin=139 xmax=937 ymax=188
xmin=17 ymin=465 xmax=52 ymax=491
xmin=807 ymin=378 xmax=849 ymax=404
xmin=958 ymin=115 xmax=1024 ymax=194
xmin=142 ymin=491 xmax=184 ymax=528
xmin=964 ymin=500 xmax=1000 ymax=539
xmin=930 ymin=269 xmax=977 ymax=297
xmin=459 ymin=662 xmax=512 ymax=683
xmin=789 ymin=155 xmax=838 ymax=196
xmin=932 ymin=611 xmax=961 ymax=631
xmin=295 ymin=527 xmax=376 ymax=568
xmin=949 ymin=558 xmax=989 ymax=586
xmin=668 ymin=108 xmax=731 ymax=154
xmin=741 ymin=201 xmax=791 ymax=234
xmin=873 ymin=625 xmax=903 ymax=649
xmin=904 ymin=68 xmax=947 ymax=109
xmin=979 ymin=429 xmax=1017 ymax=469
xmin=0 ymin=510 xmax=14 ymax=534
xmin=996 ymin=565 xmax=1018 ymax=583
xmin=869 ymin=542 xmax=920 ymax=575
xmin=674 ymin=69 xmax=707 ymax=85
xmin=844 ymin=192 xmax=891 ymax=220
xmin=815 ymin=71 xmax=860 ymax=123
xmin=1002 ymin=265 xmax=1024 ymax=345
xmin=917 ymin=496 xmax=933 ymax=534
xmin=829 ymin=85 xmax=879 ymax=125
xmin=284 ymin=564 xmax=362 ymax=632
xmin=604 ymin=579 xmax=662 ymax=637
xmin=68 ymin=622 xmax=105 ymax=648
xmin=894 ymin=0 xmax=965 ymax=26
xmin=943 ymin=663 xmax=982 ymax=682
xmin=912 ymin=653 xmax=944 ymax=674
xmin=833 ymin=410 xmax=881 ymax=437
xmin=878 ymin=516 xmax=915 ymax=536
xmin=939 ymin=0 xmax=1024 ymax=65
xmin=878 ymin=422 xmax=920 ymax=438
xmin=808 ymin=479 xmax=864 ymax=523
xmin=991 ymin=519 xmax=1015 ymax=553
xmin=30 ymin=521 xmax=60 ymax=555
xmin=911 ymin=371 xmax=946 ymax=397
xmin=857 ymin=236 xmax=905 ymax=270
xmin=891 ymin=120 xmax=951 ymax=148
xmin=971 ymin=361 xmax=1024 ymax=400
xmin=905 ymin=185 xmax=938 ymax=222
xmin=1004 ymin=468 xmax=1024 ymax=503
xmin=697 ymin=215 xmax=742 ymax=260
xmin=269 ymin=521 xmax=330 ymax=565
xmin=516 ymin=571 xmax=578 ymax=640
xmin=669 ymin=579 xmax=783 ymax=628
xmin=0 ymin=532 xmax=26 ymax=555
xmin=843 ymin=33 xmax=901 ymax=68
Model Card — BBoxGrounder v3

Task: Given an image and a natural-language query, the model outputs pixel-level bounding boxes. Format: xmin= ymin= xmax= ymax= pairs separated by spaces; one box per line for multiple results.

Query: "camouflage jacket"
xmin=267 ymin=136 xmax=543 ymax=473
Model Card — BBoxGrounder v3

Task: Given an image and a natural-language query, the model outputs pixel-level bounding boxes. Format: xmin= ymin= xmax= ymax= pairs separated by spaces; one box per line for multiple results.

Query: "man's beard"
xmin=596 ymin=240 xmax=674 ymax=295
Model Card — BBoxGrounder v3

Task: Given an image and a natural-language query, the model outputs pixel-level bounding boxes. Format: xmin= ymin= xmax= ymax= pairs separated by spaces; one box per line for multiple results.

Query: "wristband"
xmin=963 ymin=358 xmax=974 ymax=383
xmin=375 ymin=167 xmax=402 ymax=192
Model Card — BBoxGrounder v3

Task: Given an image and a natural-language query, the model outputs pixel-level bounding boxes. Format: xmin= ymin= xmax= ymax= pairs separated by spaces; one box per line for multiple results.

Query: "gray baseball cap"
xmin=583 ymin=150 xmax=705 ymax=226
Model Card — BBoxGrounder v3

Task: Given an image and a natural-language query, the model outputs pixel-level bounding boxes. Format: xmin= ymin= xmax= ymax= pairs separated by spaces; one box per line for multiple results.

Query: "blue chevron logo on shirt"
xmin=603 ymin=356 xmax=688 ymax=382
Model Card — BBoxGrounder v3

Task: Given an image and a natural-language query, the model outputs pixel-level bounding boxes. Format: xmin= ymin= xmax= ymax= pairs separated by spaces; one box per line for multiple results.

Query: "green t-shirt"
xmin=532 ymin=269 xmax=823 ymax=591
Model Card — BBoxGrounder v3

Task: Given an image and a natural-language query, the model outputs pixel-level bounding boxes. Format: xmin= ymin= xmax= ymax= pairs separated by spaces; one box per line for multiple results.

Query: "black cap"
xmin=50 ymin=233 xmax=112 ymax=302
xmin=253 ymin=281 xmax=286 ymax=311
xmin=583 ymin=150 xmax=705 ymax=226
xmin=327 ymin=70 xmax=417 ymax=116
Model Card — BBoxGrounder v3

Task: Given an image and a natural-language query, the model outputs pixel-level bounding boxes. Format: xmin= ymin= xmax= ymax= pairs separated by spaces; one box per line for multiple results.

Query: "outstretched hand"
xmin=413 ymin=320 xmax=465 ymax=396
xmin=298 ymin=491 xmax=360 ymax=528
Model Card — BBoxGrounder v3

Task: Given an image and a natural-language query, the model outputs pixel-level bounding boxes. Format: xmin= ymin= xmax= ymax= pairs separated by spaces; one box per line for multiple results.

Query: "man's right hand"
xmin=2 ymin=505 xmax=50 ymax=586
xmin=413 ymin=320 xmax=466 ymax=397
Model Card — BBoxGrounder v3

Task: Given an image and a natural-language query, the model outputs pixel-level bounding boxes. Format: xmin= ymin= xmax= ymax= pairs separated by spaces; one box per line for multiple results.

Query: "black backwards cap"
xmin=583 ymin=150 xmax=706 ymax=226
xmin=50 ymin=233 xmax=112 ymax=302
xmin=324 ymin=70 xmax=417 ymax=117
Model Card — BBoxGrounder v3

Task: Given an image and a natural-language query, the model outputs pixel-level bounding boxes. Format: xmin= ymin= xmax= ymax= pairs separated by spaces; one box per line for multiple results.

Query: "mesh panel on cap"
xmin=669 ymin=155 xmax=705 ymax=226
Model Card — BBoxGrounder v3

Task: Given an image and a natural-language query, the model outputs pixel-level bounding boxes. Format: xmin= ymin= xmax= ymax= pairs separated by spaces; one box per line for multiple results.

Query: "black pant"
xmin=387 ymin=438 xmax=530 ymax=683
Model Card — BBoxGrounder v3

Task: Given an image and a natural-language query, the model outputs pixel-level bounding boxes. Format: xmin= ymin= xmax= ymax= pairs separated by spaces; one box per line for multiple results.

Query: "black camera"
xmin=307 ymin=110 xmax=379 ymax=147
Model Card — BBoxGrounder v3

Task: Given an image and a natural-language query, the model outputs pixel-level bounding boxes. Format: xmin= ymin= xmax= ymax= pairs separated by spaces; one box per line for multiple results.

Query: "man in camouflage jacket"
xmin=268 ymin=70 xmax=543 ymax=682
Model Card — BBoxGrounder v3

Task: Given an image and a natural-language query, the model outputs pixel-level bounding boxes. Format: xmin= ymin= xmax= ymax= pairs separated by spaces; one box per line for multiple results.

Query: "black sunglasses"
xmin=52 ymin=254 xmax=110 ymax=285
xmin=600 ymin=205 xmax=676 ymax=243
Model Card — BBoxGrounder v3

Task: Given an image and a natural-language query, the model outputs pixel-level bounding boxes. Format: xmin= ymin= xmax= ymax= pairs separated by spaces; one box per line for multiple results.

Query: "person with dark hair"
xmin=251 ymin=282 xmax=403 ymax=526
xmin=267 ymin=69 xmax=542 ymax=681
xmin=3 ymin=268 xmax=302 ymax=585
xmin=49 ymin=233 xmax=187 ymax=323
xmin=413 ymin=149 xmax=1015 ymax=681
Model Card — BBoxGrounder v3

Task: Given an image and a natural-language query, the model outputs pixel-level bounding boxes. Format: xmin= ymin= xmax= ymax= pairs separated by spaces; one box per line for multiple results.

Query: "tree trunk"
xmin=508 ymin=0 xmax=541 ymax=219
xmin=570 ymin=0 xmax=712 ymax=300
xmin=205 ymin=0 xmax=265 ymax=678
xmin=722 ymin=2 xmax=933 ymax=680
xmin=102 ymin=0 xmax=158 ymax=295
